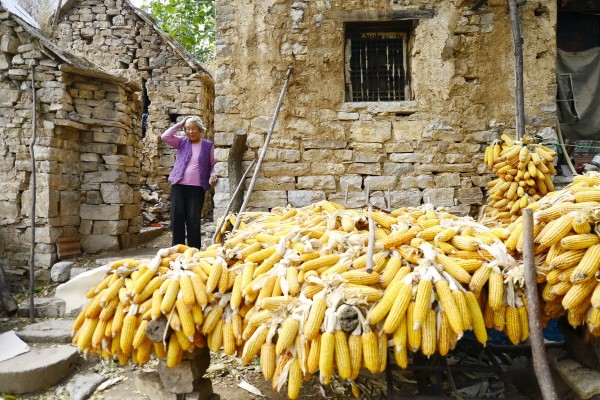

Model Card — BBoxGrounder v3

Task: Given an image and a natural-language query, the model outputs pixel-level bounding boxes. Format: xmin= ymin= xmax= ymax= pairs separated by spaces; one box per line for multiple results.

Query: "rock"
xmin=16 ymin=319 xmax=74 ymax=344
xmin=548 ymin=348 xmax=600 ymax=399
xmin=158 ymin=361 xmax=195 ymax=393
xmin=51 ymin=261 xmax=74 ymax=283
xmin=134 ymin=372 xmax=177 ymax=400
xmin=0 ymin=344 xmax=79 ymax=394
xmin=66 ymin=372 xmax=105 ymax=400
xmin=17 ymin=297 xmax=65 ymax=318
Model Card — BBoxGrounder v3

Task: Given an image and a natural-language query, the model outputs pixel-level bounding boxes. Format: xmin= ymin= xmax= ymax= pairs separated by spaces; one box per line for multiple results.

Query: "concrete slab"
xmin=16 ymin=319 xmax=75 ymax=344
xmin=0 ymin=344 xmax=79 ymax=394
xmin=17 ymin=297 xmax=66 ymax=318
xmin=66 ymin=372 xmax=105 ymax=400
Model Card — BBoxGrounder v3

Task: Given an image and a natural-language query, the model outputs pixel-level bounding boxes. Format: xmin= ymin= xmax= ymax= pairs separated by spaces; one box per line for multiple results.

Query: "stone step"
xmin=0 ymin=343 xmax=80 ymax=394
xmin=548 ymin=348 xmax=600 ymax=399
xmin=17 ymin=297 xmax=66 ymax=318
xmin=15 ymin=319 xmax=74 ymax=344
xmin=138 ymin=226 xmax=166 ymax=244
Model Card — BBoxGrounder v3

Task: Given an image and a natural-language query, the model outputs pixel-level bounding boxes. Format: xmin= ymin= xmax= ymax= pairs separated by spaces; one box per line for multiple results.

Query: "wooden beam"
xmin=329 ymin=9 xmax=435 ymax=22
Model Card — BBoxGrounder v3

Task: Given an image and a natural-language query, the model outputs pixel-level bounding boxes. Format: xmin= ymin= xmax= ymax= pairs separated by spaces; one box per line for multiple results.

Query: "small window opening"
xmin=141 ymin=79 xmax=151 ymax=138
xmin=345 ymin=21 xmax=413 ymax=102
xmin=169 ymin=113 xmax=180 ymax=123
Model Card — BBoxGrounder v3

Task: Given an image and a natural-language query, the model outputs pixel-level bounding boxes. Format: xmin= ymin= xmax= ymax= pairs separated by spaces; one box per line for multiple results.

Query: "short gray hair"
xmin=184 ymin=116 xmax=206 ymax=132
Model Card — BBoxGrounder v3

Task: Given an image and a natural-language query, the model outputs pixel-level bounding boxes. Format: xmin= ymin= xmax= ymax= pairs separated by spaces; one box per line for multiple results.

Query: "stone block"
xmin=457 ymin=187 xmax=483 ymax=205
xmin=66 ymin=372 xmax=105 ymax=400
xmin=347 ymin=163 xmax=380 ymax=175
xmin=312 ymin=163 xmax=346 ymax=175
xmin=17 ymin=297 xmax=65 ymax=318
xmin=383 ymin=163 xmax=414 ymax=176
xmin=435 ymin=173 xmax=461 ymax=188
xmin=93 ymin=220 xmax=128 ymax=235
xmin=80 ymin=235 xmax=120 ymax=253
xmin=100 ymin=183 xmax=134 ymax=204
xmin=157 ymin=361 xmax=195 ymax=394
xmin=364 ymin=176 xmax=397 ymax=190
xmin=389 ymin=153 xmax=434 ymax=163
xmin=390 ymin=190 xmax=422 ymax=208
xmin=51 ymin=261 xmax=73 ymax=283
xmin=247 ymin=191 xmax=288 ymax=208
xmin=297 ymin=176 xmax=336 ymax=190
xmin=384 ymin=142 xmax=413 ymax=153
xmin=80 ymin=204 xmax=120 ymax=220
xmin=0 ymin=88 xmax=19 ymax=102
xmin=392 ymin=120 xmax=425 ymax=141
xmin=302 ymin=149 xmax=333 ymax=162
xmin=288 ymin=190 xmax=326 ymax=207
xmin=349 ymin=120 xmax=392 ymax=143
xmin=1 ymin=34 xmax=20 ymax=54
xmin=246 ymin=177 xmax=296 ymax=191
xmin=422 ymin=188 xmax=455 ymax=207
xmin=340 ymin=175 xmax=362 ymax=191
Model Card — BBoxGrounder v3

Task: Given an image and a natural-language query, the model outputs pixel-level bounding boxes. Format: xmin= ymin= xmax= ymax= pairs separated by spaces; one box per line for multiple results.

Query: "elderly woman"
xmin=161 ymin=116 xmax=217 ymax=249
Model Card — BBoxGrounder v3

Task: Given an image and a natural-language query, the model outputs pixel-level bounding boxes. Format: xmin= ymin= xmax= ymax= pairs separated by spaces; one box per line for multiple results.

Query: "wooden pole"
xmin=508 ymin=0 xmax=526 ymax=140
xmin=522 ymin=209 xmax=558 ymax=400
xmin=228 ymin=129 xmax=248 ymax=214
xmin=211 ymin=159 xmax=256 ymax=244
xmin=231 ymin=66 xmax=293 ymax=234
xmin=29 ymin=62 xmax=38 ymax=323
xmin=366 ymin=205 xmax=375 ymax=274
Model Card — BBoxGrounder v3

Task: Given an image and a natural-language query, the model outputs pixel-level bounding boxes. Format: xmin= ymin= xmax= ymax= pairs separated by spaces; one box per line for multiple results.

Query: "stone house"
xmin=0 ymin=1 xmax=143 ymax=281
xmin=212 ymin=0 xmax=560 ymax=217
xmin=53 ymin=0 xmax=215 ymax=223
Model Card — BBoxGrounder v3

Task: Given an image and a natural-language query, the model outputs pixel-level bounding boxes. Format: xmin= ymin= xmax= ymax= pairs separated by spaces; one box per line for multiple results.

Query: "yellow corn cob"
xmin=536 ymin=214 xmax=575 ymax=248
xmin=505 ymin=306 xmax=521 ymax=345
xmin=160 ymin=278 xmax=180 ymax=314
xmin=421 ymin=310 xmax=436 ymax=357
xmin=381 ymin=258 xmax=403 ymax=288
xmin=435 ymin=280 xmax=463 ymax=335
xmin=382 ymin=226 xmax=421 ymax=249
xmin=465 ymin=291 xmax=487 ymax=345
xmin=407 ymin=302 xmax=421 ymax=352
xmin=167 ymin=332 xmax=183 ymax=368
xmin=154 ymin=342 xmax=167 ymax=359
xmin=371 ymin=211 xmax=396 ymax=229
xmin=550 ymin=249 xmax=586 ymax=270
xmin=206 ymin=261 xmax=223 ymax=294
xmin=413 ymin=279 xmax=432 ymax=330
xmin=348 ymin=333 xmax=362 ymax=380
xmin=571 ymin=244 xmax=600 ymax=283
xmin=301 ymin=254 xmax=339 ymax=272
xmin=453 ymin=291 xmax=472 ymax=330
xmin=435 ymin=228 xmax=457 ymax=243
xmin=552 ymin=281 xmax=573 ymax=296
xmin=392 ymin=314 xmax=408 ymax=368
xmin=469 ymin=265 xmax=491 ymax=293
xmin=456 ymin=259 xmax=482 ymax=273
xmin=436 ymin=241 xmax=456 ymax=255
xmin=176 ymin=274 xmax=194 ymax=307
xmin=91 ymin=318 xmax=108 ymax=349
xmin=561 ymin=233 xmax=599 ymax=250
xmin=304 ymin=295 xmax=327 ymax=340
xmin=276 ymin=317 xmax=300 ymax=355
xmin=563 ymin=278 xmax=597 ymax=310
xmin=120 ymin=313 xmax=137 ymax=355
xmin=287 ymin=267 xmax=300 ymax=296
xmin=319 ymin=331 xmax=335 ymax=384
xmin=259 ymin=296 xmax=294 ymax=311
xmin=254 ymin=252 xmax=283 ymax=277
xmin=307 ymin=333 xmax=321 ymax=374
xmin=493 ymin=306 xmax=506 ymax=331
xmin=256 ymin=276 xmax=277 ymax=304
xmin=436 ymin=254 xmax=471 ymax=284
xmin=572 ymin=215 xmax=592 ymax=234
xmin=574 ymin=190 xmax=600 ymax=203
xmin=260 ymin=343 xmax=276 ymax=379
xmin=341 ymin=270 xmax=381 ymax=286
xmin=242 ymin=325 xmax=269 ymax=365
xmin=334 ymin=330 xmax=352 ymax=379
xmin=488 ymin=272 xmax=504 ymax=310
xmin=287 ymin=357 xmax=302 ymax=400
xmin=85 ymin=290 xmax=105 ymax=320
xmin=132 ymin=276 xmax=162 ymax=305
xmin=99 ymin=296 xmax=119 ymax=321
xmin=207 ymin=318 xmax=223 ymax=352
xmin=362 ymin=331 xmax=380 ymax=373
xmin=111 ymin=302 xmax=125 ymax=337
xmin=249 ymin=309 xmax=272 ymax=328
xmin=382 ymin=282 xmax=412 ymax=334
xmin=202 ymin=305 xmax=224 ymax=335
xmin=176 ymin=297 xmax=195 ymax=341
xmin=437 ymin=311 xmax=451 ymax=357
xmin=517 ymin=305 xmax=529 ymax=341
xmin=100 ymin=277 xmax=125 ymax=307
xmin=378 ymin=331 xmax=388 ymax=373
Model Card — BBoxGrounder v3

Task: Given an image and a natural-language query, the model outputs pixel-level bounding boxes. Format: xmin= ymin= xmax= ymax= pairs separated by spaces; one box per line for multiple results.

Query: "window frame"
xmin=344 ymin=21 xmax=414 ymax=103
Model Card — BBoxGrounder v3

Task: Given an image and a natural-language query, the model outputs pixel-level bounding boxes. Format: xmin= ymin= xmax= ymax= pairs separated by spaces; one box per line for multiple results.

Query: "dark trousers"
xmin=170 ymin=184 xmax=205 ymax=249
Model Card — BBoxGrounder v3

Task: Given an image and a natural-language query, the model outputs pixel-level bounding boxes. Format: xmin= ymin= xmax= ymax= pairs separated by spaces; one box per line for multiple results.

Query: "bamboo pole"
xmin=230 ymin=66 xmax=293 ymax=235
xmin=508 ymin=0 xmax=526 ymax=141
xmin=522 ymin=209 xmax=558 ymax=400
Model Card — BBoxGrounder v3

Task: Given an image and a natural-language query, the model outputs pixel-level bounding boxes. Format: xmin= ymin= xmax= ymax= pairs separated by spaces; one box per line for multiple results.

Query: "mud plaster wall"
xmin=213 ymin=0 xmax=557 ymax=217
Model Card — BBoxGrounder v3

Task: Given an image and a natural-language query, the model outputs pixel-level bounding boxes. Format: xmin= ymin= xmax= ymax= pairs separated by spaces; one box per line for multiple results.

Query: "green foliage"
xmin=142 ymin=0 xmax=215 ymax=62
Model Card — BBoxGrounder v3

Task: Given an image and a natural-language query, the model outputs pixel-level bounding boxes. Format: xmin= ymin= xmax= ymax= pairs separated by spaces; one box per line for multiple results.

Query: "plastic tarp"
xmin=557 ymin=47 xmax=600 ymax=139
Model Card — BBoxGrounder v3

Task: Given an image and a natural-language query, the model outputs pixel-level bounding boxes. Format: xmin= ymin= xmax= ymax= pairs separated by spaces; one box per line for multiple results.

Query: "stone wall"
xmin=54 ymin=0 xmax=215 ymax=223
xmin=0 ymin=5 xmax=142 ymax=281
xmin=213 ymin=0 xmax=557 ymax=217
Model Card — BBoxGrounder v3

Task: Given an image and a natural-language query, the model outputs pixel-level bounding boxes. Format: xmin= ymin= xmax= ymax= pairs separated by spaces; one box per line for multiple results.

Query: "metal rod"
xmin=508 ymin=0 xmax=526 ymax=140
xmin=231 ymin=66 xmax=293 ymax=235
xmin=29 ymin=63 xmax=37 ymax=323
xmin=522 ymin=208 xmax=558 ymax=400
xmin=211 ymin=159 xmax=256 ymax=244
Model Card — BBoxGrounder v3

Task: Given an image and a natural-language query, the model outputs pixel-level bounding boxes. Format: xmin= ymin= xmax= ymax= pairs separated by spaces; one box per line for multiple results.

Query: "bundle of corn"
xmin=484 ymin=134 xmax=557 ymax=225
xmin=503 ymin=172 xmax=600 ymax=330
xmin=72 ymin=201 xmax=530 ymax=400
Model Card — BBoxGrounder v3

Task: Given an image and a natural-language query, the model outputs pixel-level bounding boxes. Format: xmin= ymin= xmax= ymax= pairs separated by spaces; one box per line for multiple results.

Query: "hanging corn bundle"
xmin=484 ymin=134 xmax=557 ymax=225
xmin=71 ymin=173 xmax=600 ymax=399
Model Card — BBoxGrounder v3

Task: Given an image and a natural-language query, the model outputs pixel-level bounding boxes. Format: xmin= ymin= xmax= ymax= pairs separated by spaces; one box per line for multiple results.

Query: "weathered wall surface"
xmin=53 ymin=0 xmax=214 ymax=223
xmin=0 ymin=6 xmax=142 ymax=281
xmin=213 ymin=0 xmax=557 ymax=216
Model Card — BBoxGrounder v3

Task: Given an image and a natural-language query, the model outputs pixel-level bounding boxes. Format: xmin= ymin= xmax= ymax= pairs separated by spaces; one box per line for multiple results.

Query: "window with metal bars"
xmin=345 ymin=22 xmax=412 ymax=102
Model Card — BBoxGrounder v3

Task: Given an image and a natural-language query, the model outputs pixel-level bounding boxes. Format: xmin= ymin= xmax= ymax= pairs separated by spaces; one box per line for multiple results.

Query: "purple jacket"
xmin=162 ymin=124 xmax=215 ymax=190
